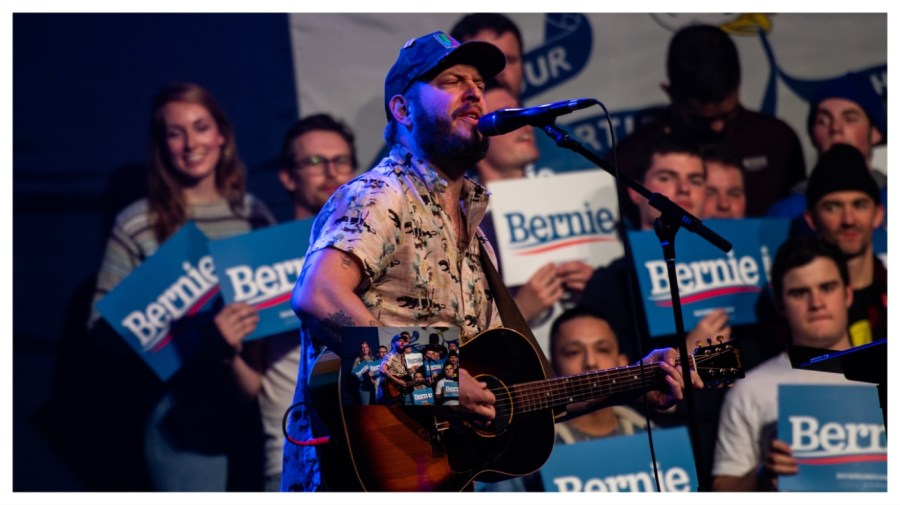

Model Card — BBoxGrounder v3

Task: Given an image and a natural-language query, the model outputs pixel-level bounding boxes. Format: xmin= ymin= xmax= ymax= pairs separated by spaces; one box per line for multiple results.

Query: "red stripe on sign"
xmin=513 ymin=237 xmax=616 ymax=255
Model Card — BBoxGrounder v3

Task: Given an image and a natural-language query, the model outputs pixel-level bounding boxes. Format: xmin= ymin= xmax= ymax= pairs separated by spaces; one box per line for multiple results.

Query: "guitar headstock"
xmin=691 ymin=336 xmax=745 ymax=389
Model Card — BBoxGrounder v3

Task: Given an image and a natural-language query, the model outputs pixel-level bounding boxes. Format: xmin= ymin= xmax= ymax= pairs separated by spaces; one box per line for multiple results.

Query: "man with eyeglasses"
xmin=613 ymin=24 xmax=806 ymax=217
xmin=245 ymin=113 xmax=361 ymax=491
xmin=277 ymin=113 xmax=358 ymax=219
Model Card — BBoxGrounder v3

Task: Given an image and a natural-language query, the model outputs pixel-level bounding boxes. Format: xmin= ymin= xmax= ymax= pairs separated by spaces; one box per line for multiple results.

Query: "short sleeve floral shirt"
xmin=282 ymin=145 xmax=502 ymax=491
xmin=307 ymin=144 xmax=502 ymax=341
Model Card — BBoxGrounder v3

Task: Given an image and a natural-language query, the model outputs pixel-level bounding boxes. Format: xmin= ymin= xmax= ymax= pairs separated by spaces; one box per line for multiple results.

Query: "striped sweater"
xmin=89 ymin=194 xmax=276 ymax=327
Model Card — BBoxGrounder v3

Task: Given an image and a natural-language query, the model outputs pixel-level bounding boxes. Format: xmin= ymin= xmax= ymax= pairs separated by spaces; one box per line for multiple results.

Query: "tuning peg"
xmin=716 ymin=335 xmax=725 ymax=344
xmin=707 ymin=337 xmax=713 ymax=346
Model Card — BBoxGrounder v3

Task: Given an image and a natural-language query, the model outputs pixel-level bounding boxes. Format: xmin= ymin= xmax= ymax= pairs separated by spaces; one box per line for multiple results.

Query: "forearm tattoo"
xmin=305 ymin=310 xmax=354 ymax=345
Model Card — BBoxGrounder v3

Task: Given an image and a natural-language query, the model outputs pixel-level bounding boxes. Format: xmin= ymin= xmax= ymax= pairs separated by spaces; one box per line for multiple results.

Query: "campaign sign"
xmin=208 ymin=218 xmax=313 ymax=340
xmin=96 ymin=222 xmax=220 ymax=381
xmin=366 ymin=360 xmax=382 ymax=379
xmin=352 ymin=361 xmax=372 ymax=380
xmin=412 ymin=389 xmax=434 ymax=406
xmin=541 ymin=426 xmax=696 ymax=492
xmin=627 ymin=218 xmax=790 ymax=337
xmin=404 ymin=352 xmax=423 ymax=371
xmin=424 ymin=358 xmax=445 ymax=378
xmin=778 ymin=384 xmax=886 ymax=491
xmin=439 ymin=381 xmax=459 ymax=401
xmin=488 ymin=169 xmax=623 ymax=286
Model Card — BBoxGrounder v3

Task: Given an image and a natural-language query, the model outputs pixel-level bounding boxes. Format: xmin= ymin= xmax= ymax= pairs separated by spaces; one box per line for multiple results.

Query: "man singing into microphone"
xmin=281 ymin=30 xmax=695 ymax=492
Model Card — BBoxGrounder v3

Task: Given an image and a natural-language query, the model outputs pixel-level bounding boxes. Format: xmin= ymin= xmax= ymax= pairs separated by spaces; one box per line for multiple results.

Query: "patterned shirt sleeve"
xmin=307 ymin=174 xmax=403 ymax=285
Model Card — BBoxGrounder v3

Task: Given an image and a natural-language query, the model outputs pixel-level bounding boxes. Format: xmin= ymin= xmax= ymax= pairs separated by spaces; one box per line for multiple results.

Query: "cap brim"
xmin=425 ymin=40 xmax=506 ymax=83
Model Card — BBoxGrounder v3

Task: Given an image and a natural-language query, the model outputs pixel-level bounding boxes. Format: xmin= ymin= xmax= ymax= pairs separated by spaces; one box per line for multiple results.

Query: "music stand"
xmin=789 ymin=339 xmax=887 ymax=429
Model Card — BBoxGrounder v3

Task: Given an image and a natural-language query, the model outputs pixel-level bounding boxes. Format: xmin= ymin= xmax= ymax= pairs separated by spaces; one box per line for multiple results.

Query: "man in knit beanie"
xmin=803 ymin=144 xmax=885 ymax=345
xmin=767 ymin=71 xmax=887 ymax=229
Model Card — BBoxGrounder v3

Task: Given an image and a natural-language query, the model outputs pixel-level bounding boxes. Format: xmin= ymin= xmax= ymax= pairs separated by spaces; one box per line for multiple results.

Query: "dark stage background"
xmin=13 ymin=13 xmax=299 ymax=490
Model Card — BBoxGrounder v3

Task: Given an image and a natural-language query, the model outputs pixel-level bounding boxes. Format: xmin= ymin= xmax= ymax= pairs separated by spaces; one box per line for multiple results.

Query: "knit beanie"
xmin=806 ymin=144 xmax=881 ymax=209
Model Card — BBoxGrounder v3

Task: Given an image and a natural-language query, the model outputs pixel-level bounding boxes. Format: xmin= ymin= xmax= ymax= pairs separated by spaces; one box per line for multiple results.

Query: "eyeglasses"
xmin=293 ymin=154 xmax=355 ymax=176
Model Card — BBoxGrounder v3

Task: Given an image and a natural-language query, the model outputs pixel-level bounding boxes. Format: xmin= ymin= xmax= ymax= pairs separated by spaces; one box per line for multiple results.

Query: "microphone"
xmin=477 ymin=98 xmax=596 ymax=136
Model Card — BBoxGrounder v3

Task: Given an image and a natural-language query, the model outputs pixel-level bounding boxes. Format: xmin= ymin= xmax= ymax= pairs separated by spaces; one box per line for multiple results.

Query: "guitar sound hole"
xmin=473 ymin=374 xmax=511 ymax=437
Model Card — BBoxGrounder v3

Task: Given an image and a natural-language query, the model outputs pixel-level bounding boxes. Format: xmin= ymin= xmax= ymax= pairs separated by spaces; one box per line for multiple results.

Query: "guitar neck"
xmin=509 ymin=359 xmax=688 ymax=414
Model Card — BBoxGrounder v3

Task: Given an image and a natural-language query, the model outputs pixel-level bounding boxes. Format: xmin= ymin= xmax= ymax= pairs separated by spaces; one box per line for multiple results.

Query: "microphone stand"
xmin=539 ymin=122 xmax=732 ymax=492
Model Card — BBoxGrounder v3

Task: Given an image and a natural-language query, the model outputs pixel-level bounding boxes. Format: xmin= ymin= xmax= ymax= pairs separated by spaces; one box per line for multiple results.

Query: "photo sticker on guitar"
xmin=334 ymin=326 xmax=460 ymax=407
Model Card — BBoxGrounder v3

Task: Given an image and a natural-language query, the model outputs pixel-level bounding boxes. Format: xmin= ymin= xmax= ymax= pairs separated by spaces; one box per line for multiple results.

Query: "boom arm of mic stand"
xmin=540 ymin=121 xmax=730 ymax=491
xmin=539 ymin=123 xmax=732 ymax=253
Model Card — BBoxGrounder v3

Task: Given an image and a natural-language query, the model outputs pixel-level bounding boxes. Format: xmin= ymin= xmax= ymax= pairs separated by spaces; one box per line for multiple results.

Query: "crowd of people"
xmin=84 ymin=13 xmax=885 ymax=493
xmin=352 ymin=331 xmax=461 ymax=407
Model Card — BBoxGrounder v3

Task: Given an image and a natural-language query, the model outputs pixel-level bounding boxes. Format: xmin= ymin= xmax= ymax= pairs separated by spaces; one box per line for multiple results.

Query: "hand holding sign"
xmin=759 ymin=439 xmax=797 ymax=491
xmin=214 ymin=302 xmax=261 ymax=355
xmin=555 ymin=260 xmax=593 ymax=294
xmin=514 ymin=263 xmax=564 ymax=321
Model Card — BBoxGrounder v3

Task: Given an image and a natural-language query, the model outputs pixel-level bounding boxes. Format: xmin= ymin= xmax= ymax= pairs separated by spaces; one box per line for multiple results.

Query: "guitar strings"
xmin=484 ymin=351 xmax=736 ymax=412
xmin=490 ymin=364 xmax=735 ymax=411
xmin=489 ymin=366 xmax=662 ymax=412
xmin=489 ymin=351 xmax=729 ymax=401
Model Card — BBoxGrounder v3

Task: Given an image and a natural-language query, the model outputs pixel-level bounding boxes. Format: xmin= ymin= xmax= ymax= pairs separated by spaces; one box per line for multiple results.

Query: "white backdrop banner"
xmin=289 ymin=13 xmax=886 ymax=174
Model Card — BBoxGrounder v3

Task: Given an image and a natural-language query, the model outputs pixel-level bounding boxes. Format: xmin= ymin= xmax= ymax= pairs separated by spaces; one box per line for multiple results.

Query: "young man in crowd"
xmin=802 ymin=144 xmax=885 ymax=345
xmin=614 ymin=24 xmax=805 ymax=217
xmin=712 ymin=237 xmax=861 ymax=491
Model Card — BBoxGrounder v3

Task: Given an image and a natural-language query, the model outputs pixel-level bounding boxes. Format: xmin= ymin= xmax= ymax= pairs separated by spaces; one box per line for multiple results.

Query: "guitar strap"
xmin=478 ymin=240 xmax=555 ymax=379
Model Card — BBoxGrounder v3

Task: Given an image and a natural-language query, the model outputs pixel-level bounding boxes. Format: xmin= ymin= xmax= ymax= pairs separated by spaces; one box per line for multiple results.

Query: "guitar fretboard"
xmin=507 ymin=361 xmax=670 ymax=414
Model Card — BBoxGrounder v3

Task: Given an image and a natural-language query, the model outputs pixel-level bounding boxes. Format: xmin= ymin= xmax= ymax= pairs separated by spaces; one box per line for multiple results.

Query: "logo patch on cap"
xmin=434 ymin=33 xmax=459 ymax=49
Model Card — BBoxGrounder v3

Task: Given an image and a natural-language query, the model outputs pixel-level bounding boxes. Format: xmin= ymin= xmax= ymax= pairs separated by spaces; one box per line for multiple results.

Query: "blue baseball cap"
xmin=384 ymin=31 xmax=506 ymax=121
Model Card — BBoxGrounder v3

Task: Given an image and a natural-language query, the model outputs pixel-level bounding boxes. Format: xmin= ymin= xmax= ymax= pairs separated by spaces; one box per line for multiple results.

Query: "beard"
xmin=412 ymin=105 xmax=489 ymax=177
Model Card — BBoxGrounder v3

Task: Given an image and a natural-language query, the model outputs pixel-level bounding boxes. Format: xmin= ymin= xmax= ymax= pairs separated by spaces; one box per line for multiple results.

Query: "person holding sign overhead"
xmin=89 ymin=83 xmax=276 ymax=491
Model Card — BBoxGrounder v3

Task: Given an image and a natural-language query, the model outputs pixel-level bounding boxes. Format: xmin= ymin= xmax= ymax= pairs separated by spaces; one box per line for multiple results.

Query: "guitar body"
xmin=307 ymin=327 xmax=744 ymax=491
xmin=307 ymin=328 xmax=556 ymax=491
xmin=383 ymin=374 xmax=412 ymax=401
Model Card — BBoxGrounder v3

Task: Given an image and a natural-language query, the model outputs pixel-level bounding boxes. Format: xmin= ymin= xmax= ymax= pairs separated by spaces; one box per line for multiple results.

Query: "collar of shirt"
xmin=388 ymin=144 xmax=491 ymax=239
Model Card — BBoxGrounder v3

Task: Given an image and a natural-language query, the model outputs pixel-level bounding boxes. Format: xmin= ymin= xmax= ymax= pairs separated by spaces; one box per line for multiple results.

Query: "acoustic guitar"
xmin=383 ymin=372 xmax=413 ymax=402
xmin=306 ymin=327 xmax=743 ymax=491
